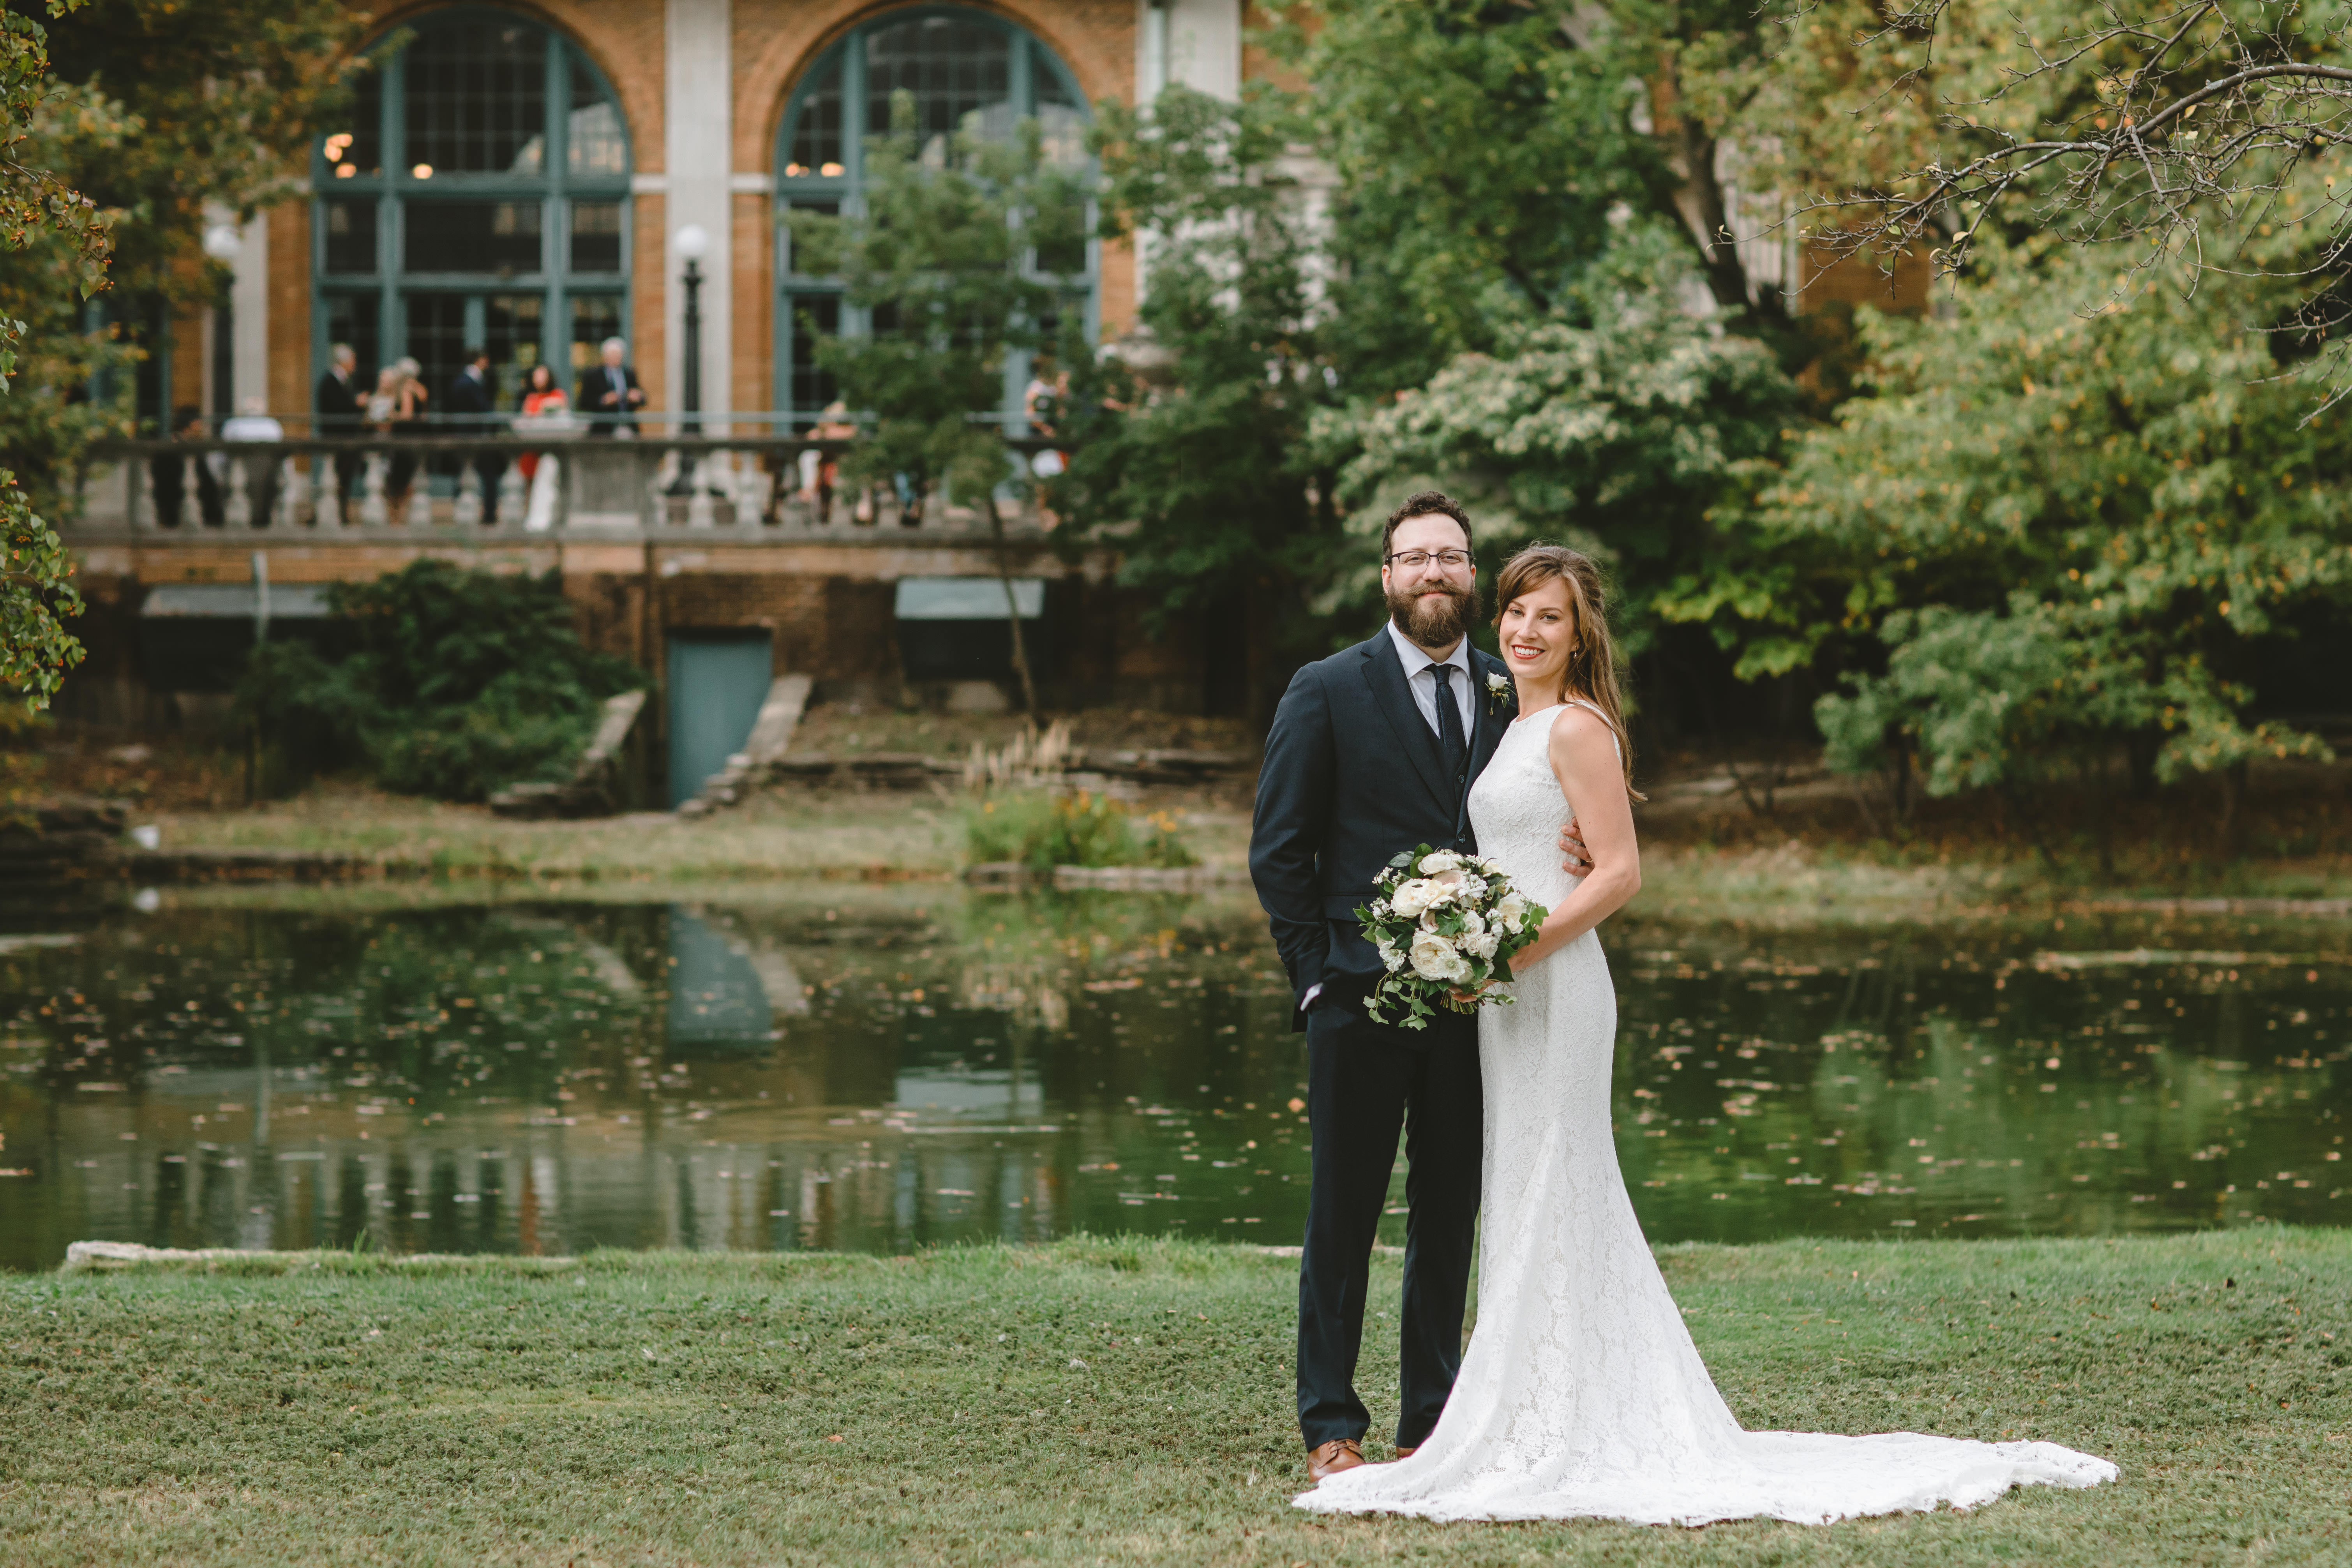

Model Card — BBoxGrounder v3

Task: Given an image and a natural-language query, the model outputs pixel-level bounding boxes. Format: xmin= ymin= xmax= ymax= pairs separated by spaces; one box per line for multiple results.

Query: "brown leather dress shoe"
xmin=1395 ymin=1445 xmax=1418 ymax=1459
xmin=1306 ymin=1438 xmax=1364 ymax=1482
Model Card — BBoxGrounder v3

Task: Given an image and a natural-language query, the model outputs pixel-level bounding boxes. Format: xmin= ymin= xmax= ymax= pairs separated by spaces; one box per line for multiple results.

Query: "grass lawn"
xmin=4 ymin=1231 xmax=2347 ymax=1566
xmin=151 ymin=788 xmax=983 ymax=882
xmin=145 ymin=783 xmax=1255 ymax=885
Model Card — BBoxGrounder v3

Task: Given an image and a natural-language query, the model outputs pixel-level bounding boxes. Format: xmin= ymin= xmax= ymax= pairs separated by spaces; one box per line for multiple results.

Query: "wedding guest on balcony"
xmin=371 ymin=361 xmax=427 ymax=517
xmin=515 ymin=363 xmax=568 ymax=483
xmin=314 ymin=342 xmax=363 ymax=503
xmin=579 ymin=336 xmax=643 ymax=436
xmin=219 ymin=396 xmax=286 ymax=524
xmin=803 ymin=400 xmax=857 ymax=524
xmin=446 ymin=346 xmax=508 ymax=511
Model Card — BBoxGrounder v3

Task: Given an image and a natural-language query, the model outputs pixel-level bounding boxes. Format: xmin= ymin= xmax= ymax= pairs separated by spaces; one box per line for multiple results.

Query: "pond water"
xmin=2 ymin=887 xmax=2346 ymax=1271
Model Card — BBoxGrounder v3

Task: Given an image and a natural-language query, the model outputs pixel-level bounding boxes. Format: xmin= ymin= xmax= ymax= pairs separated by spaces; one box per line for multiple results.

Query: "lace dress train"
xmin=1297 ymin=704 xmax=2117 ymax=1526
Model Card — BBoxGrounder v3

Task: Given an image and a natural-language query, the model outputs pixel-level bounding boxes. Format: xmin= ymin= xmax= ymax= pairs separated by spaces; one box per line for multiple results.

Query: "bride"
xmin=1296 ymin=544 xmax=2118 ymax=1527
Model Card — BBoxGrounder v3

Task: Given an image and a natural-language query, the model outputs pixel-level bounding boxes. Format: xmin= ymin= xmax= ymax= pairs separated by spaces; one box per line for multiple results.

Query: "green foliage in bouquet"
xmin=1357 ymin=844 xmax=1548 ymax=1032
xmin=236 ymin=561 xmax=644 ymax=803
xmin=963 ymin=789 xmax=1199 ymax=877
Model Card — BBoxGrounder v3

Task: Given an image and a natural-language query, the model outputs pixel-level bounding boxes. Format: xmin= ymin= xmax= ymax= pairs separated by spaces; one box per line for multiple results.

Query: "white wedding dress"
xmin=1297 ymin=702 xmax=2118 ymax=1526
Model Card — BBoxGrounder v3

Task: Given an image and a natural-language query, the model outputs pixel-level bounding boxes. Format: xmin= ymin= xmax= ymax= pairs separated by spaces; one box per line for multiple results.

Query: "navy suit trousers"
xmin=1296 ymin=1002 xmax=1483 ymax=1450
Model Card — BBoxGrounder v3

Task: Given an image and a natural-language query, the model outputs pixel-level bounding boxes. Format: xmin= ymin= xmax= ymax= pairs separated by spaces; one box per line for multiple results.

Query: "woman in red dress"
xmin=517 ymin=363 xmax=568 ymax=481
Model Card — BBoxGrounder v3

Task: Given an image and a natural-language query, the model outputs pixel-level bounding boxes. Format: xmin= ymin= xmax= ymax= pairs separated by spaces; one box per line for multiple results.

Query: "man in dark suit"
xmin=578 ymin=335 xmax=643 ymax=436
xmin=313 ymin=343 xmax=362 ymax=504
xmin=1251 ymin=491 xmax=1584 ymax=1484
xmin=445 ymin=347 xmax=507 ymax=514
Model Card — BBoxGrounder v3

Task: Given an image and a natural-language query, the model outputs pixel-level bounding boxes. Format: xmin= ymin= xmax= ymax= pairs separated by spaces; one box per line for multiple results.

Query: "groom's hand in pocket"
xmin=1559 ymin=817 xmax=1592 ymax=878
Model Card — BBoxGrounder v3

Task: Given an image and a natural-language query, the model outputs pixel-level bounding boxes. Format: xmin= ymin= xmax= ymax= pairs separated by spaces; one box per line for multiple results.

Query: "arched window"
xmin=774 ymin=8 xmax=1094 ymax=427
xmin=313 ymin=7 xmax=632 ymax=415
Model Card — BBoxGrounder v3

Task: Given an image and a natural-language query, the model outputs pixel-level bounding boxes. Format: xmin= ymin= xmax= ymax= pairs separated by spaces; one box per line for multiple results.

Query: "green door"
xmin=666 ymin=633 xmax=773 ymax=806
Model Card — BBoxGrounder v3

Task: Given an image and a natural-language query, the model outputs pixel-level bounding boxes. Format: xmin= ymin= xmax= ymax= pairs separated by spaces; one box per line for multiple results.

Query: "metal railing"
xmin=69 ymin=434 xmax=1064 ymax=540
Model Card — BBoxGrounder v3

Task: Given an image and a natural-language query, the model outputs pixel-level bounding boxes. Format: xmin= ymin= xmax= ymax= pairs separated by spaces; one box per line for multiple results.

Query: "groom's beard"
xmin=1387 ymin=581 xmax=1473 ymax=650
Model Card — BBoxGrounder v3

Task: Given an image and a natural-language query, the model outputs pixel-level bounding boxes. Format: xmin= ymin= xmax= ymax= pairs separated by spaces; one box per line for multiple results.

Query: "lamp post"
xmin=201 ymin=222 xmax=243 ymax=429
xmin=675 ymin=223 xmax=709 ymax=439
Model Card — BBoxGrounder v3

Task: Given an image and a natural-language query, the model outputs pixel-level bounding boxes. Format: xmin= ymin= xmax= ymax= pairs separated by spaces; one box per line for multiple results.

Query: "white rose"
xmin=1408 ymin=930 xmax=1459 ymax=982
xmin=1457 ymin=909 xmax=1486 ymax=939
xmin=1390 ymin=878 xmax=1440 ymax=917
xmin=1493 ymin=894 xmax=1528 ymax=931
xmin=1466 ymin=930 xmax=1500 ymax=962
xmin=1417 ymin=850 xmax=1463 ymax=875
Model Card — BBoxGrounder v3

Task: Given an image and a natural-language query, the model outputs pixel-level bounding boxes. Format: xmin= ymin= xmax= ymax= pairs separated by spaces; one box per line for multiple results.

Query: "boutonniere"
xmin=1484 ymin=671 xmax=1514 ymax=717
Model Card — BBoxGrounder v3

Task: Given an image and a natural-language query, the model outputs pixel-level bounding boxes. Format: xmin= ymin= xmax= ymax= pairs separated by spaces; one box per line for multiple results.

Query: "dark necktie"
xmin=1431 ymin=663 xmax=1466 ymax=786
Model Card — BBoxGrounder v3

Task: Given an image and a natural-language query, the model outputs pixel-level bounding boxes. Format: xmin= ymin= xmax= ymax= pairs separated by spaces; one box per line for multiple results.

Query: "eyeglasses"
xmin=1385 ymin=549 xmax=1473 ymax=571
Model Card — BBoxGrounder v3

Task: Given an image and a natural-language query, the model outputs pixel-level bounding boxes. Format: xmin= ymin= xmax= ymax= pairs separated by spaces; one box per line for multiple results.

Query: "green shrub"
xmin=236 ymin=562 xmax=644 ymax=802
xmin=962 ymin=788 xmax=1198 ymax=873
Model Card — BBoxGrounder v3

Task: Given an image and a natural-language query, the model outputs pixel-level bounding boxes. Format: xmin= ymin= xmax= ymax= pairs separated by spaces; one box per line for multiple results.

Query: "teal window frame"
xmin=311 ymin=5 xmax=633 ymax=407
xmin=773 ymin=6 xmax=1098 ymax=430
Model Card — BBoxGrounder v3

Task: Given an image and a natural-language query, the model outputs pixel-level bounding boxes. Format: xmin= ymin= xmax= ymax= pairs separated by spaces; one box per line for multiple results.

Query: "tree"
xmin=0 ymin=0 xmax=107 ymax=710
xmin=239 ymin=561 xmax=645 ymax=803
xmin=788 ymin=95 xmax=1091 ymax=719
xmin=1265 ymin=0 xmax=1819 ymax=353
xmin=1808 ymin=1 xmax=2352 ymax=402
xmin=1052 ymin=5 xmax=1863 ymax=717
xmin=1044 ymin=85 xmax=1339 ymax=715
xmin=39 ymin=0 xmax=370 ymax=301
xmin=0 ymin=0 xmax=367 ymax=710
xmin=1759 ymin=237 xmax=2352 ymax=843
xmin=1318 ymin=225 xmax=1800 ymax=657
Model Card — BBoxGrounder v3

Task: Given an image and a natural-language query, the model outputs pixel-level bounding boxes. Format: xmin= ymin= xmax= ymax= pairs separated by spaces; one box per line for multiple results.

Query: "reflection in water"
xmin=666 ymin=905 xmax=805 ymax=1049
xmin=0 ymin=889 xmax=2345 ymax=1270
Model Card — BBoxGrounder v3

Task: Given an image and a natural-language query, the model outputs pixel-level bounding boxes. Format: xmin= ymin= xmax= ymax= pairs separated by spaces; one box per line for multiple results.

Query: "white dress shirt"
xmin=1300 ymin=624 xmax=1477 ymax=1013
xmin=1385 ymin=619 xmax=1476 ymax=741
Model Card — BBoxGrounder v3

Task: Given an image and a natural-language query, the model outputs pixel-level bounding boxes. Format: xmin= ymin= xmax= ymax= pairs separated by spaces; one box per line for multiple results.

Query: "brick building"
xmin=63 ymin=0 xmax=1250 ymax=792
xmin=58 ymin=0 xmax=1916 ymax=797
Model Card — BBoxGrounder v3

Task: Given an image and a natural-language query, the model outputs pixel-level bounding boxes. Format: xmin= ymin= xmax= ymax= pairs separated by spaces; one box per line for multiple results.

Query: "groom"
xmin=1251 ymin=492 xmax=1577 ymax=1482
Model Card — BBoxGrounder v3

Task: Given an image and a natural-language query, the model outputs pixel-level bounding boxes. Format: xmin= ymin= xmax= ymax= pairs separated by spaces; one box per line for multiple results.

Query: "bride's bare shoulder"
xmin=1542 ymin=702 xmax=1617 ymax=762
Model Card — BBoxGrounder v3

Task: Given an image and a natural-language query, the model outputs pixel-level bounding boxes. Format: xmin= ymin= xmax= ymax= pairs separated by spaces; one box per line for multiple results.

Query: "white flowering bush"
xmin=1355 ymin=844 xmax=1548 ymax=1030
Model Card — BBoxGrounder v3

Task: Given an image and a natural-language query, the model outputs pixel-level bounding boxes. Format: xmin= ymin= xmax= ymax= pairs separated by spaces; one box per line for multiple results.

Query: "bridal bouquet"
xmin=1356 ymin=846 xmax=1549 ymax=1030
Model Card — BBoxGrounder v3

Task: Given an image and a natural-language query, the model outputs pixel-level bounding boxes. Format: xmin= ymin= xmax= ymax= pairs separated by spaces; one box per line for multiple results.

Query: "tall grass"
xmin=959 ymin=720 xmax=1199 ymax=872
xmin=963 ymin=787 xmax=1198 ymax=874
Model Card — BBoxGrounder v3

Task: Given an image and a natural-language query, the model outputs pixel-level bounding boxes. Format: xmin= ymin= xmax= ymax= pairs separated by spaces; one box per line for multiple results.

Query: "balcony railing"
xmin=68 ymin=434 xmax=1064 ymax=541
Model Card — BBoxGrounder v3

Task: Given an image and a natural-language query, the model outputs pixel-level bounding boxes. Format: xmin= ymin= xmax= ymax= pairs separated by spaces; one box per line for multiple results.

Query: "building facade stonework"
xmin=67 ymin=1 xmax=1249 ymax=748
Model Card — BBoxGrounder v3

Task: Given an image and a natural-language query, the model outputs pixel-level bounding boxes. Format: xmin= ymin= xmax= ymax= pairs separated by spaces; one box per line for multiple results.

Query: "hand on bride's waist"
xmin=1447 ymin=974 xmax=1512 ymax=1006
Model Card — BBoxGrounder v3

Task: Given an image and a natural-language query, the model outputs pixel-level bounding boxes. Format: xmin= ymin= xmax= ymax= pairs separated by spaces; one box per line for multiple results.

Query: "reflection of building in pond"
xmin=11 ymin=901 xmax=2345 ymax=1270
xmin=955 ymin=961 xmax=1071 ymax=1033
xmin=893 ymin=1065 xmax=1044 ymax=1122
xmin=665 ymin=905 xmax=808 ymax=1051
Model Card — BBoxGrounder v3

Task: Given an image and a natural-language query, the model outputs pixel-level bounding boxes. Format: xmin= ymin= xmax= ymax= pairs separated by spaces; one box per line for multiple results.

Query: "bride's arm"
xmin=1507 ymin=707 xmax=1639 ymax=976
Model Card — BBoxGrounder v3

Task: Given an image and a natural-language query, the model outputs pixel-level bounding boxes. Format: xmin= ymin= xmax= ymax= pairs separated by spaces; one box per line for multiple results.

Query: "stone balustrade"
xmin=67 ymin=436 xmax=1061 ymax=541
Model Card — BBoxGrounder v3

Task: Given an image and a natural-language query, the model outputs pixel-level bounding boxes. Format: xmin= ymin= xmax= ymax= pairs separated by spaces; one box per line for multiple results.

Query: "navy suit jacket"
xmin=314 ymin=369 xmax=360 ymax=431
xmin=445 ymin=368 xmax=495 ymax=422
xmin=578 ymin=364 xmax=642 ymax=434
xmin=1249 ymin=630 xmax=1514 ymax=1046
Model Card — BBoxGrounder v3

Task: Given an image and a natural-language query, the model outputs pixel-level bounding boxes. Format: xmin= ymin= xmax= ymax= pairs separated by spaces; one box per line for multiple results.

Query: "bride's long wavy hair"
xmin=1494 ymin=544 xmax=1642 ymax=799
